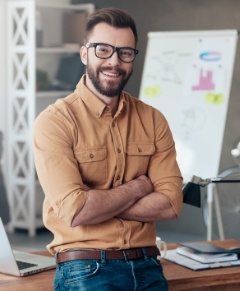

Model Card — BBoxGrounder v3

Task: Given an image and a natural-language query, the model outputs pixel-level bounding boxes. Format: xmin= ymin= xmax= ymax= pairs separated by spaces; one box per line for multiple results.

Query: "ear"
xmin=80 ymin=46 xmax=87 ymax=65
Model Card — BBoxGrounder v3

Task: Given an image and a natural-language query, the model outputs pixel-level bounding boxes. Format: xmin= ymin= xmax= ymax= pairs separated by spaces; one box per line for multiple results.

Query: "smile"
xmin=102 ymin=71 xmax=121 ymax=77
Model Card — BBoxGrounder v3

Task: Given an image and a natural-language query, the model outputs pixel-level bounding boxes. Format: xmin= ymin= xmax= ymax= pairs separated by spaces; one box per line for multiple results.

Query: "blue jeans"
xmin=53 ymin=250 xmax=168 ymax=290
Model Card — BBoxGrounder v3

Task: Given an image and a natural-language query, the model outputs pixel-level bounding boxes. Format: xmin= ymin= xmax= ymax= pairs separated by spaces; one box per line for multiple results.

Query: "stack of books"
xmin=164 ymin=242 xmax=240 ymax=270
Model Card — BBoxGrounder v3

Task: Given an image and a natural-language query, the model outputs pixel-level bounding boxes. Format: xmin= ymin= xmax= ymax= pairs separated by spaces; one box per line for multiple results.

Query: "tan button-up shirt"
xmin=33 ymin=75 xmax=183 ymax=254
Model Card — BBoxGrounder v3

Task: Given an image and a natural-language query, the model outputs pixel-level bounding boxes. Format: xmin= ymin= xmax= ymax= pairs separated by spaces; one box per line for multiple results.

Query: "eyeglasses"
xmin=85 ymin=42 xmax=139 ymax=63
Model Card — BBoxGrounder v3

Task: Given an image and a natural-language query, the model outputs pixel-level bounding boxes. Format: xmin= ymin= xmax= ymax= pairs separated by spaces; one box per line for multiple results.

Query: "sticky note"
xmin=204 ymin=92 xmax=224 ymax=104
xmin=144 ymin=86 xmax=160 ymax=96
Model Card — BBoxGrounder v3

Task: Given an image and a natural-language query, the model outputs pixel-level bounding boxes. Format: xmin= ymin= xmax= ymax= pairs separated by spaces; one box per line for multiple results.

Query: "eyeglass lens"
xmin=95 ymin=44 xmax=136 ymax=62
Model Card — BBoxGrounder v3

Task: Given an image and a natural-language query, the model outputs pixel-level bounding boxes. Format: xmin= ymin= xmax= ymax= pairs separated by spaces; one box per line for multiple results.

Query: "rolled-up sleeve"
xmin=148 ymin=109 xmax=183 ymax=216
xmin=33 ymin=107 xmax=88 ymax=226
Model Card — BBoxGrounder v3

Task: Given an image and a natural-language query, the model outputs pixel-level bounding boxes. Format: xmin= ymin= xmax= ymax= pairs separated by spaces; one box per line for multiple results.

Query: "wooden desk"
xmin=163 ymin=239 xmax=240 ymax=291
xmin=0 ymin=240 xmax=240 ymax=291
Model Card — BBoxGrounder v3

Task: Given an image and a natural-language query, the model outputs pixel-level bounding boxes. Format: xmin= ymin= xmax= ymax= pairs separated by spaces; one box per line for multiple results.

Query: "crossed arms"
xmin=71 ymin=175 xmax=177 ymax=227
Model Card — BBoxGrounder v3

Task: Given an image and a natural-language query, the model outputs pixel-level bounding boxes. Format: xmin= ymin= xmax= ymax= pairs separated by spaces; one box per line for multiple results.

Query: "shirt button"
xmin=138 ymin=147 xmax=142 ymax=153
xmin=117 ymin=148 xmax=121 ymax=153
xmin=116 ymin=176 xmax=120 ymax=180
xmin=89 ymin=153 xmax=94 ymax=158
xmin=124 ymin=240 xmax=127 ymax=244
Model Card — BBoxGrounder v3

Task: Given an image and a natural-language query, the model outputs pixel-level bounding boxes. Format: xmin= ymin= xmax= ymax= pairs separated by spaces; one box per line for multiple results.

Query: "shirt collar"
xmin=76 ymin=75 xmax=126 ymax=118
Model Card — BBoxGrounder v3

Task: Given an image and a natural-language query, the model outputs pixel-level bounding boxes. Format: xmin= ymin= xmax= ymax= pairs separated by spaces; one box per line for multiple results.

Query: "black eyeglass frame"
xmin=85 ymin=42 xmax=139 ymax=63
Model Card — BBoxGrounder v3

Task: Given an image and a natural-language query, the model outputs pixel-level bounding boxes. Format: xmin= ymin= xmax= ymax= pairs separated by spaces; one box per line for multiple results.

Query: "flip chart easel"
xmin=140 ymin=30 xmax=238 ymax=183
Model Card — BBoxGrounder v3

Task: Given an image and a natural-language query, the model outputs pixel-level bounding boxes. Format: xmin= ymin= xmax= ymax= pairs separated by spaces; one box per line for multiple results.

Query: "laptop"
xmin=0 ymin=218 xmax=56 ymax=276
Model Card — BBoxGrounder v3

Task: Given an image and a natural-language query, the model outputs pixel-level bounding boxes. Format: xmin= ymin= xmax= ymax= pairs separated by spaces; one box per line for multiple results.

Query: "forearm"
xmin=117 ymin=191 xmax=177 ymax=222
xmin=71 ymin=175 xmax=153 ymax=226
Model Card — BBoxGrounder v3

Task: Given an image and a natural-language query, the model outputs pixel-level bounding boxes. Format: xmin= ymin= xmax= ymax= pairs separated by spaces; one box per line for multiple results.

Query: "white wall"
xmin=0 ymin=0 xmax=6 ymax=134
xmin=0 ymin=0 xmax=6 ymax=167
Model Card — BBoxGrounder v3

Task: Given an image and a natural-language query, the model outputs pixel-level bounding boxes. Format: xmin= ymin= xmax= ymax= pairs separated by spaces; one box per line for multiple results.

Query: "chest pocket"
xmin=75 ymin=147 xmax=107 ymax=186
xmin=125 ymin=143 xmax=155 ymax=181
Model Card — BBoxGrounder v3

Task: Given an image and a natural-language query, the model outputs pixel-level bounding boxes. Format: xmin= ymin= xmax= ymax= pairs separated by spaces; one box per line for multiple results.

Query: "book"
xmin=164 ymin=249 xmax=240 ymax=271
xmin=176 ymin=246 xmax=238 ymax=264
xmin=179 ymin=242 xmax=234 ymax=254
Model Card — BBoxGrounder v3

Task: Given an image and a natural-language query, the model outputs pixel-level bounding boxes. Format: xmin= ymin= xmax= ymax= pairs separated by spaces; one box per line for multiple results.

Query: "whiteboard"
xmin=139 ymin=30 xmax=238 ymax=182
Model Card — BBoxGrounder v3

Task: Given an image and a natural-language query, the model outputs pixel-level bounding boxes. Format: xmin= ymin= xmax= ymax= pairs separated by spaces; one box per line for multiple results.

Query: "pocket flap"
xmin=75 ymin=147 xmax=107 ymax=162
xmin=126 ymin=144 xmax=155 ymax=156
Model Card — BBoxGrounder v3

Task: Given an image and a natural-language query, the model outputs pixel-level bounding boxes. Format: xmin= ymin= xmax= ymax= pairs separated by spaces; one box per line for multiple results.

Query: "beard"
xmin=86 ymin=64 xmax=132 ymax=97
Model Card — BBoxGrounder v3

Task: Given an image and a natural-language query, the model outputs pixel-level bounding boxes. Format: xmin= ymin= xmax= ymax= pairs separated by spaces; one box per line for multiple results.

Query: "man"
xmin=33 ymin=7 xmax=183 ymax=291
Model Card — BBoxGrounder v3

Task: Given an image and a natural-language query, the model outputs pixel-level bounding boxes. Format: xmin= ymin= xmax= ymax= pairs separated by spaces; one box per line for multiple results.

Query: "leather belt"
xmin=56 ymin=246 xmax=160 ymax=263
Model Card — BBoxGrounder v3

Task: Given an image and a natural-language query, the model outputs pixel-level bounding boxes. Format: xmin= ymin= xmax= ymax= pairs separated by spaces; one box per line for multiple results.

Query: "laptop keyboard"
xmin=16 ymin=260 xmax=38 ymax=270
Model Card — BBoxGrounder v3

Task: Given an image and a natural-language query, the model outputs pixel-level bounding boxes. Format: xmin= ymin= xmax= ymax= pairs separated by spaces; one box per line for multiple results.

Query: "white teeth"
xmin=102 ymin=71 xmax=120 ymax=77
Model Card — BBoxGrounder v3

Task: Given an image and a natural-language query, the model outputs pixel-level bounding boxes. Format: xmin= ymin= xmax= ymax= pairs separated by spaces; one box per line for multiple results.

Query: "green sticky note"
xmin=144 ymin=86 xmax=160 ymax=96
xmin=204 ymin=92 xmax=224 ymax=104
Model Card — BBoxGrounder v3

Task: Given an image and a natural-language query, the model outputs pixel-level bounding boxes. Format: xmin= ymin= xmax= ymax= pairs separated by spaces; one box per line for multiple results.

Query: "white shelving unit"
xmin=6 ymin=0 xmax=94 ymax=236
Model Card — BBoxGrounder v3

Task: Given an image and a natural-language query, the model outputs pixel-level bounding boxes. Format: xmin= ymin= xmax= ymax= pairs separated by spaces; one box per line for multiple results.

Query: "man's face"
xmin=81 ymin=23 xmax=136 ymax=99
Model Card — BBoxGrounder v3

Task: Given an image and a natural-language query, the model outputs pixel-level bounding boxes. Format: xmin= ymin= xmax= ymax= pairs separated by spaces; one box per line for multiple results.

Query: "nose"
xmin=107 ymin=50 xmax=120 ymax=65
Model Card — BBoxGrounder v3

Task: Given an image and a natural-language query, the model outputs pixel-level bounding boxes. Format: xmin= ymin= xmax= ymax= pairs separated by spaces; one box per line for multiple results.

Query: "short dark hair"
xmin=84 ymin=7 xmax=138 ymax=45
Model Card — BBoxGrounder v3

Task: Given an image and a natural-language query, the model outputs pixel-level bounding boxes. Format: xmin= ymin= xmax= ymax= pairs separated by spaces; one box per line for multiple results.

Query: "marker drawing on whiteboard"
xmin=200 ymin=51 xmax=221 ymax=62
xmin=181 ymin=107 xmax=206 ymax=141
xmin=192 ymin=69 xmax=215 ymax=91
